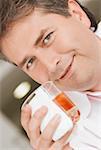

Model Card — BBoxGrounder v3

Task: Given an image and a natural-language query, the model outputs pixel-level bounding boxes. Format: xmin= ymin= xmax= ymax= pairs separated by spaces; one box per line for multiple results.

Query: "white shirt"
xmin=65 ymin=22 xmax=101 ymax=150
xmin=65 ymin=91 xmax=101 ymax=150
xmin=95 ymin=21 xmax=101 ymax=38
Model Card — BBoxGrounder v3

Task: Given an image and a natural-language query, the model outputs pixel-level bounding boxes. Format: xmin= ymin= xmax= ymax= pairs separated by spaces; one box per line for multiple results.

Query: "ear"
xmin=68 ymin=0 xmax=91 ymax=28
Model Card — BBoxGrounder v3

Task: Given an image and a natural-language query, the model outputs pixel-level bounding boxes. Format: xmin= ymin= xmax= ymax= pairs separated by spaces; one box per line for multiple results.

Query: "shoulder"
xmin=95 ymin=21 xmax=101 ymax=38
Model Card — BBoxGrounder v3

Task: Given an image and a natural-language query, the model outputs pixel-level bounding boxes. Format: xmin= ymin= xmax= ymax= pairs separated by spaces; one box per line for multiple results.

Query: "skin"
xmin=1 ymin=0 xmax=101 ymax=149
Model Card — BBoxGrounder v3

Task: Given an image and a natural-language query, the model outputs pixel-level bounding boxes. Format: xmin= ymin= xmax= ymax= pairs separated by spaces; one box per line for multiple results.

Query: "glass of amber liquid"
xmin=41 ymin=81 xmax=80 ymax=123
xmin=22 ymin=81 xmax=80 ymax=140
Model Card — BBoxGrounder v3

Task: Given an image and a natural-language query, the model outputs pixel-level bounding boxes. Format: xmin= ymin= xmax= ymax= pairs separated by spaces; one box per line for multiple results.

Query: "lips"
xmin=59 ymin=56 xmax=74 ymax=80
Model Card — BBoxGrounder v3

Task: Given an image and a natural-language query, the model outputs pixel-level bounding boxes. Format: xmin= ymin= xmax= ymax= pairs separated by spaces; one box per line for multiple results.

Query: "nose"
xmin=36 ymin=50 xmax=60 ymax=73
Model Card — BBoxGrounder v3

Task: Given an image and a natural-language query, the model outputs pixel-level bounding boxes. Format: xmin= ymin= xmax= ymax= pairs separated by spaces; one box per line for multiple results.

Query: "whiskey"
xmin=54 ymin=92 xmax=80 ymax=122
xmin=22 ymin=81 xmax=80 ymax=140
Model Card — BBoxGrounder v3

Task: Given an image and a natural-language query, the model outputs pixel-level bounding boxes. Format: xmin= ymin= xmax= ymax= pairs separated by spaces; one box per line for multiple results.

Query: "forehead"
xmin=3 ymin=9 xmax=72 ymax=42
xmin=1 ymin=10 xmax=80 ymax=64
xmin=5 ymin=10 xmax=67 ymax=38
xmin=1 ymin=11 xmax=48 ymax=60
xmin=1 ymin=11 xmax=67 ymax=57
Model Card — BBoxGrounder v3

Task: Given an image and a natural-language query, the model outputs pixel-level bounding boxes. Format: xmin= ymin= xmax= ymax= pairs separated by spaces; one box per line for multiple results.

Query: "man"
xmin=0 ymin=0 xmax=101 ymax=149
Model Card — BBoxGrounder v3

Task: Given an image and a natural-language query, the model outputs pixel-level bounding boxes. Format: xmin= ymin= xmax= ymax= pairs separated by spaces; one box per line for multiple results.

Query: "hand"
xmin=21 ymin=105 xmax=74 ymax=150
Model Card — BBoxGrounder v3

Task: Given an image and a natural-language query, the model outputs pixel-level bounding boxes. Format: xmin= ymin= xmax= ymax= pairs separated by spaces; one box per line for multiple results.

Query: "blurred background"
xmin=0 ymin=0 xmax=101 ymax=149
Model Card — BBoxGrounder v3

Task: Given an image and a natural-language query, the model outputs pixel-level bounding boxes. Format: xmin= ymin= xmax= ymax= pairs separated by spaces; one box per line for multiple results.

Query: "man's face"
xmin=1 ymin=10 xmax=101 ymax=91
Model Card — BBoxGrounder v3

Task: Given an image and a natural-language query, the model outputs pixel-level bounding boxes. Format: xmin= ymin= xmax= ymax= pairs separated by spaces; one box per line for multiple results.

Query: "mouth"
xmin=58 ymin=55 xmax=75 ymax=80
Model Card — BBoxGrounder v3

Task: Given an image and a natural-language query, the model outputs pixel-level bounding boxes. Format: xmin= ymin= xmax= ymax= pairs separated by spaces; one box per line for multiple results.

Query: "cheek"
xmin=53 ymin=38 xmax=74 ymax=53
xmin=57 ymin=55 xmax=98 ymax=91
xmin=55 ymin=23 xmax=97 ymax=56
xmin=71 ymin=55 xmax=98 ymax=85
xmin=53 ymin=30 xmax=82 ymax=53
xmin=26 ymin=63 xmax=49 ymax=84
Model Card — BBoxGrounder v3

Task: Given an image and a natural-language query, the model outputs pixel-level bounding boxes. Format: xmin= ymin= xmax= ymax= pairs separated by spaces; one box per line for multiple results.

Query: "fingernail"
xmin=40 ymin=105 xmax=48 ymax=113
xmin=40 ymin=105 xmax=48 ymax=110
xmin=21 ymin=104 xmax=30 ymax=111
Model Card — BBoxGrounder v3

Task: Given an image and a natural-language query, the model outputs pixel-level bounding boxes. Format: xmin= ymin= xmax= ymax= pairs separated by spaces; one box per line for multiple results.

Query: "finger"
xmin=57 ymin=127 xmax=73 ymax=143
xmin=38 ymin=114 xmax=61 ymax=148
xmin=28 ymin=106 xmax=48 ymax=148
xmin=63 ymin=144 xmax=73 ymax=150
xmin=50 ymin=125 xmax=75 ymax=150
xmin=21 ymin=105 xmax=31 ymax=137
xmin=50 ymin=132 xmax=72 ymax=150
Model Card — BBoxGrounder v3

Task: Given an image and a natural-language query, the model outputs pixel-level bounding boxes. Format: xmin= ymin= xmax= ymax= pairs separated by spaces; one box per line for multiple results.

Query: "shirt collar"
xmin=84 ymin=91 xmax=101 ymax=97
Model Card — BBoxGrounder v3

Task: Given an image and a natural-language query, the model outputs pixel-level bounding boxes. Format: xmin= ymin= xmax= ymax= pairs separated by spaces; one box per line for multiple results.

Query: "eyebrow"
xmin=34 ymin=28 xmax=48 ymax=46
xmin=18 ymin=56 xmax=29 ymax=68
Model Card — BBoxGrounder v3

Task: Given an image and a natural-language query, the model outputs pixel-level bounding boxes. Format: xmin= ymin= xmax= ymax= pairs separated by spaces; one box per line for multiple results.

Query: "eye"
xmin=43 ymin=31 xmax=54 ymax=46
xmin=26 ymin=56 xmax=36 ymax=70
